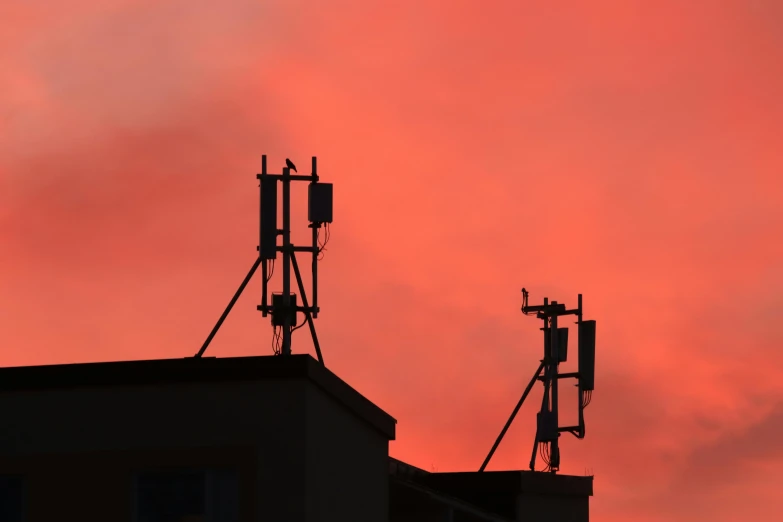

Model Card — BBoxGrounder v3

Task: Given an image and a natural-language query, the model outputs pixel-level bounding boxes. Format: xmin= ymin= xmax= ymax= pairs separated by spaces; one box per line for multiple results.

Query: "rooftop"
xmin=0 ymin=354 xmax=396 ymax=439
xmin=389 ymin=457 xmax=594 ymax=521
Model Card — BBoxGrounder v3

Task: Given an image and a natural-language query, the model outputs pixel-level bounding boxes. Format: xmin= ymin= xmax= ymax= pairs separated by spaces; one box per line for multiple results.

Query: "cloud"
xmin=625 ymin=401 xmax=783 ymax=522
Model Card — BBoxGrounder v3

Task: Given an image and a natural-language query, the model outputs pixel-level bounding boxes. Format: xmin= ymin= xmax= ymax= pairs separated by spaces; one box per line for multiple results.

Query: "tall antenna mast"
xmin=478 ymin=289 xmax=596 ymax=473
xmin=194 ymin=155 xmax=333 ymax=363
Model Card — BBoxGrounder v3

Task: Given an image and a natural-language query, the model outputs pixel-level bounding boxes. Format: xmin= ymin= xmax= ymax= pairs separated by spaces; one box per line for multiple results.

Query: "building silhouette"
xmin=0 ymin=354 xmax=592 ymax=521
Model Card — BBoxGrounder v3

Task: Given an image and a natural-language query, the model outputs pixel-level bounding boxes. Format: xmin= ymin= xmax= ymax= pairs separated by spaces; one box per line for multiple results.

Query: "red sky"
xmin=2 ymin=1 xmax=783 ymax=520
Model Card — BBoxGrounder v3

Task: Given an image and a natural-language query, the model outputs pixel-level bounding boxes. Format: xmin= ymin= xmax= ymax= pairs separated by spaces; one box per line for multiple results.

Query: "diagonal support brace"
xmin=194 ymin=257 xmax=262 ymax=358
xmin=479 ymin=360 xmax=546 ymax=472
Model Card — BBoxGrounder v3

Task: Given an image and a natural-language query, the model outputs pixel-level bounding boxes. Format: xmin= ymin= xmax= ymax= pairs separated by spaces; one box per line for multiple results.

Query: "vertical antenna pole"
xmin=260 ymin=155 xmax=268 ymax=317
xmin=291 ymin=251 xmax=324 ymax=364
xmin=311 ymin=156 xmax=319 ymax=319
xmin=550 ymin=312 xmax=561 ymax=472
xmin=531 ymin=308 xmax=550 ymax=471
xmin=577 ymin=294 xmax=584 ymax=437
xmin=281 ymin=166 xmax=292 ymax=355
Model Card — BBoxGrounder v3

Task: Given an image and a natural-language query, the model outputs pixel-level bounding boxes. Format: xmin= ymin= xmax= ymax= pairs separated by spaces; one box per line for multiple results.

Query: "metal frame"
xmin=479 ymin=290 xmax=593 ymax=473
xmin=194 ymin=155 xmax=327 ymax=364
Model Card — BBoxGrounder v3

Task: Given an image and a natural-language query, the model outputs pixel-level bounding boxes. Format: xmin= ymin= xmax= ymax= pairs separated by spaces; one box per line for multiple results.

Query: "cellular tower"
xmin=479 ymin=289 xmax=597 ymax=473
xmin=194 ymin=155 xmax=333 ymax=363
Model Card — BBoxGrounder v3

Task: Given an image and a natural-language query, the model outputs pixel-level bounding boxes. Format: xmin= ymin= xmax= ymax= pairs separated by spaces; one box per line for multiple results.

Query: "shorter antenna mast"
xmin=479 ymin=288 xmax=596 ymax=473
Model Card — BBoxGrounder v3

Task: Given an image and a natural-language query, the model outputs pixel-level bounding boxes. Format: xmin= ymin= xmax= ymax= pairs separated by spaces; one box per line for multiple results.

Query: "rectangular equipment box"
xmin=536 ymin=410 xmax=559 ymax=442
xmin=271 ymin=293 xmax=298 ymax=327
xmin=578 ymin=320 xmax=596 ymax=391
xmin=260 ymin=177 xmax=278 ymax=259
xmin=308 ymin=183 xmax=333 ymax=223
xmin=556 ymin=327 xmax=569 ymax=363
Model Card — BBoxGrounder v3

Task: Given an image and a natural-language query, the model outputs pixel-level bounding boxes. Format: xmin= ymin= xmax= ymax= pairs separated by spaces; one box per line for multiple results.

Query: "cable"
xmin=545 ymin=442 xmax=551 ymax=465
xmin=546 ymin=442 xmax=554 ymax=472
xmin=291 ymin=317 xmax=307 ymax=333
xmin=581 ymin=390 xmax=592 ymax=408
xmin=272 ymin=326 xmax=282 ymax=355
xmin=316 ymin=228 xmax=323 ymax=259
xmin=266 ymin=260 xmax=275 ymax=283
xmin=539 ymin=442 xmax=551 ymax=472
xmin=541 ymin=442 xmax=550 ymax=466
xmin=317 ymin=223 xmax=330 ymax=260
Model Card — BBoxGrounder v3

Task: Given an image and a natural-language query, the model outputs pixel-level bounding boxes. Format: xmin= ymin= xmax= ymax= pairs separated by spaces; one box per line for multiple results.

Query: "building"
xmin=0 ymin=354 xmax=592 ymax=521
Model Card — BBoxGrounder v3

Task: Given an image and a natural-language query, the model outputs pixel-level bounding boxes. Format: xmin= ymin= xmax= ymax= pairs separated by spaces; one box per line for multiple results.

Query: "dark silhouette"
xmin=285 ymin=158 xmax=297 ymax=172
xmin=0 ymin=355 xmax=593 ymax=521
xmin=479 ymin=290 xmax=596 ymax=474
xmin=195 ymin=155 xmax=332 ymax=363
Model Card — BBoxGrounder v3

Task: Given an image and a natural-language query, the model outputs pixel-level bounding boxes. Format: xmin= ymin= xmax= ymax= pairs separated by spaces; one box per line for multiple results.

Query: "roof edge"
xmin=302 ymin=356 xmax=397 ymax=439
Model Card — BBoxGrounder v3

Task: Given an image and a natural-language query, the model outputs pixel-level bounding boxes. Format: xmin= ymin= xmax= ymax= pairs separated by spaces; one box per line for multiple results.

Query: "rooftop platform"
xmin=0 ymin=354 xmax=396 ymax=440
xmin=389 ymin=457 xmax=593 ymax=522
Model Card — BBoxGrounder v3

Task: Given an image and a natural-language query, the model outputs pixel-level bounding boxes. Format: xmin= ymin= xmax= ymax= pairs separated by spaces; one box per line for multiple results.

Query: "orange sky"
xmin=2 ymin=1 xmax=783 ymax=520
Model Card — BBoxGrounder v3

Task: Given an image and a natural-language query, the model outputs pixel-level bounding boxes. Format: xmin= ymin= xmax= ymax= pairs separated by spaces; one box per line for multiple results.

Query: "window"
xmin=133 ymin=469 xmax=239 ymax=522
xmin=0 ymin=475 xmax=23 ymax=522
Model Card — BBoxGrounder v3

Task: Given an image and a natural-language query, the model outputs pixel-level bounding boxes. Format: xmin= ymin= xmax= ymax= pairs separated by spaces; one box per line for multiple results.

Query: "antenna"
xmin=478 ymin=289 xmax=596 ymax=473
xmin=194 ymin=155 xmax=333 ymax=364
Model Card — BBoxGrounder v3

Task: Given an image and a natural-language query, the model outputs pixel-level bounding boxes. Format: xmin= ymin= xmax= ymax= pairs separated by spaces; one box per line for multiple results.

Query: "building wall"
xmin=517 ymin=493 xmax=589 ymax=522
xmin=0 ymin=446 xmax=258 ymax=522
xmin=305 ymin=384 xmax=390 ymax=522
xmin=0 ymin=378 xmax=389 ymax=522
xmin=0 ymin=380 xmax=305 ymax=454
xmin=392 ymin=510 xmax=454 ymax=522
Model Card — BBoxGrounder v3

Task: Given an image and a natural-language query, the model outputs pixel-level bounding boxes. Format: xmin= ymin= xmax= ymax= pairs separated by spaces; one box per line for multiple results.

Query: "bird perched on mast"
xmin=285 ymin=158 xmax=297 ymax=173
